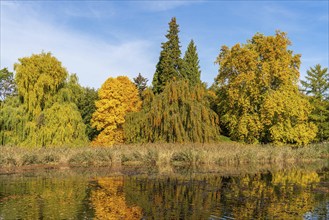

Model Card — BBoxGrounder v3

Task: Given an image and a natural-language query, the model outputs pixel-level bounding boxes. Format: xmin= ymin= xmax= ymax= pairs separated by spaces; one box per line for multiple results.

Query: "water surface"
xmin=0 ymin=164 xmax=328 ymax=219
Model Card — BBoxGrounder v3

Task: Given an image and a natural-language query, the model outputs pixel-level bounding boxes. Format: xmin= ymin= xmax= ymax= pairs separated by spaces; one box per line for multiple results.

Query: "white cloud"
xmin=0 ymin=2 xmax=155 ymax=88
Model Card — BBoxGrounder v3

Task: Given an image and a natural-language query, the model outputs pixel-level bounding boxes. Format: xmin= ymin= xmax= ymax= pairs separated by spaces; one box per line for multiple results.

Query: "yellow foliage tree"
xmin=91 ymin=76 xmax=141 ymax=146
xmin=14 ymin=52 xmax=68 ymax=118
xmin=215 ymin=31 xmax=316 ymax=145
xmin=10 ymin=52 xmax=88 ymax=147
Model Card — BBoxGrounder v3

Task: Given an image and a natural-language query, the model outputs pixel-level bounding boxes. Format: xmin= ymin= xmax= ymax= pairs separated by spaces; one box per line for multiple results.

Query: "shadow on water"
xmin=0 ymin=161 xmax=328 ymax=219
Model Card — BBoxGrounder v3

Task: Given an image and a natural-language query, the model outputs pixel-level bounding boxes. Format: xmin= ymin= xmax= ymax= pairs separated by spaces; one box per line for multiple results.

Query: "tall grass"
xmin=0 ymin=142 xmax=328 ymax=170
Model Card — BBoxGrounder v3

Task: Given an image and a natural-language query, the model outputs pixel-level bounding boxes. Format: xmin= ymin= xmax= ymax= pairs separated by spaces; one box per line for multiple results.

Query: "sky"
xmin=1 ymin=1 xmax=328 ymax=89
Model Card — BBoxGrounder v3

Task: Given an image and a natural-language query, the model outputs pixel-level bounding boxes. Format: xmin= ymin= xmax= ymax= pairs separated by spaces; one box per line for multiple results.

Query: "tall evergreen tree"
xmin=152 ymin=17 xmax=184 ymax=93
xmin=183 ymin=40 xmax=201 ymax=86
xmin=301 ymin=64 xmax=329 ymax=141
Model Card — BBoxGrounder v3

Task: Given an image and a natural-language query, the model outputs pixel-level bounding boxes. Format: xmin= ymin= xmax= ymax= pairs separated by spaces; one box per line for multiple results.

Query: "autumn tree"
xmin=57 ymin=74 xmax=100 ymax=141
xmin=11 ymin=52 xmax=87 ymax=147
xmin=91 ymin=76 xmax=141 ymax=146
xmin=301 ymin=64 xmax=329 ymax=141
xmin=124 ymin=80 xmax=220 ymax=143
xmin=215 ymin=31 xmax=316 ymax=145
xmin=14 ymin=52 xmax=68 ymax=118
xmin=27 ymin=102 xmax=88 ymax=147
xmin=152 ymin=17 xmax=184 ymax=93
xmin=0 ymin=96 xmax=26 ymax=146
xmin=133 ymin=73 xmax=148 ymax=98
xmin=182 ymin=40 xmax=202 ymax=86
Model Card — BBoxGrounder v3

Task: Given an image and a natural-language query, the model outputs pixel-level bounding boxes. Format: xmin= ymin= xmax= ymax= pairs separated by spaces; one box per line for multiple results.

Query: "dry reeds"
xmin=0 ymin=142 xmax=328 ymax=169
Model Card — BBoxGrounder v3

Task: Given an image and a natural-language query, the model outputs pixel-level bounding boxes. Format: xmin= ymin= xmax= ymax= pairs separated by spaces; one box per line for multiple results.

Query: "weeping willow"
xmin=20 ymin=102 xmax=87 ymax=148
xmin=0 ymin=52 xmax=88 ymax=148
xmin=124 ymin=80 xmax=220 ymax=143
xmin=0 ymin=96 xmax=27 ymax=146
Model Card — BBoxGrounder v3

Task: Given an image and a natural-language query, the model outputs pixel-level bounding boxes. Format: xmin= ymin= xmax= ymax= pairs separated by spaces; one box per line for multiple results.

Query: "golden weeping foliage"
xmin=91 ymin=76 xmax=142 ymax=147
xmin=14 ymin=52 xmax=68 ymax=118
xmin=124 ymin=80 xmax=220 ymax=143
xmin=5 ymin=52 xmax=88 ymax=147
xmin=90 ymin=177 xmax=142 ymax=220
xmin=215 ymin=31 xmax=316 ymax=145
xmin=0 ymin=96 xmax=26 ymax=146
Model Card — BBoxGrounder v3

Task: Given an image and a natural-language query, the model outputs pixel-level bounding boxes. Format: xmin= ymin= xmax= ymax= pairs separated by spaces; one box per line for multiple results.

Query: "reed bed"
xmin=0 ymin=142 xmax=328 ymax=169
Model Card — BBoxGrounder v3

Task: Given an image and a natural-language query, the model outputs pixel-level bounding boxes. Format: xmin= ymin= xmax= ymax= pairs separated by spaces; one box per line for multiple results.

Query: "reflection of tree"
xmin=90 ymin=176 xmax=142 ymax=220
xmin=224 ymin=170 xmax=321 ymax=219
xmin=0 ymin=176 xmax=89 ymax=219
xmin=123 ymin=169 xmax=326 ymax=219
xmin=0 ymin=169 xmax=327 ymax=219
xmin=124 ymin=175 xmax=223 ymax=219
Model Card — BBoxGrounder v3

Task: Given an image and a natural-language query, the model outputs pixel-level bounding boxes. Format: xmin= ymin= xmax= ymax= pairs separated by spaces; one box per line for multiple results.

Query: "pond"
xmin=0 ymin=163 xmax=328 ymax=219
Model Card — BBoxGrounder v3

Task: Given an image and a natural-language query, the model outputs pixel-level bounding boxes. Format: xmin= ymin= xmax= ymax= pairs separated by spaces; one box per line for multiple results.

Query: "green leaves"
xmin=182 ymin=40 xmax=201 ymax=86
xmin=301 ymin=64 xmax=329 ymax=100
xmin=133 ymin=73 xmax=148 ymax=98
xmin=0 ymin=68 xmax=16 ymax=101
xmin=152 ymin=17 xmax=184 ymax=94
xmin=301 ymin=64 xmax=329 ymax=141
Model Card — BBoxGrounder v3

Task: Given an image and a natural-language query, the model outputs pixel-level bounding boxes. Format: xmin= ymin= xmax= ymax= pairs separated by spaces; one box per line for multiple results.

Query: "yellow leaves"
xmin=8 ymin=52 xmax=88 ymax=148
xmin=272 ymin=169 xmax=320 ymax=187
xmin=261 ymin=87 xmax=316 ymax=145
xmin=19 ymin=102 xmax=88 ymax=147
xmin=216 ymin=31 xmax=316 ymax=145
xmin=14 ymin=52 xmax=68 ymax=118
xmin=91 ymin=76 xmax=142 ymax=147
xmin=91 ymin=177 xmax=142 ymax=220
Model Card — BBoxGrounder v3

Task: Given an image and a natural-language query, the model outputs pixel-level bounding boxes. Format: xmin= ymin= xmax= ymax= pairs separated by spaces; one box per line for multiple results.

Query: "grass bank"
xmin=0 ymin=142 xmax=328 ymax=171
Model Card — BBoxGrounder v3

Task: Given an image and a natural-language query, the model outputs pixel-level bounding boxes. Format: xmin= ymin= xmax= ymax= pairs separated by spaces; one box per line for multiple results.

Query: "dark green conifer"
xmin=183 ymin=40 xmax=201 ymax=86
xmin=133 ymin=73 xmax=148 ymax=98
xmin=152 ymin=17 xmax=184 ymax=93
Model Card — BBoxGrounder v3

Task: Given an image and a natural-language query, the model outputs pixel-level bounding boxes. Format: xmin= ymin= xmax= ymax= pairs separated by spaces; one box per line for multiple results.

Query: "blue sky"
xmin=1 ymin=1 xmax=328 ymax=89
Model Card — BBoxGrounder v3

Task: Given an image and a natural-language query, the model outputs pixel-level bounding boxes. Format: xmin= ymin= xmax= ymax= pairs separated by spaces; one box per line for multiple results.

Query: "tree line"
xmin=1 ymin=17 xmax=328 ymax=147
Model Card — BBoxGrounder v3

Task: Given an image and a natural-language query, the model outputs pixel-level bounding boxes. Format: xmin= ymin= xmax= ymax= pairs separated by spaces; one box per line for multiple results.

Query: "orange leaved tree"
xmin=91 ymin=76 xmax=141 ymax=146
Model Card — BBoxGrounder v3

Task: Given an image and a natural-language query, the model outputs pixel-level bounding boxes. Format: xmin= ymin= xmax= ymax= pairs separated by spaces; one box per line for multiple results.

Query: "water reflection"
xmin=121 ymin=167 xmax=329 ymax=219
xmin=90 ymin=177 xmax=142 ymax=219
xmin=0 ymin=174 xmax=93 ymax=219
xmin=0 ymin=166 xmax=328 ymax=219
